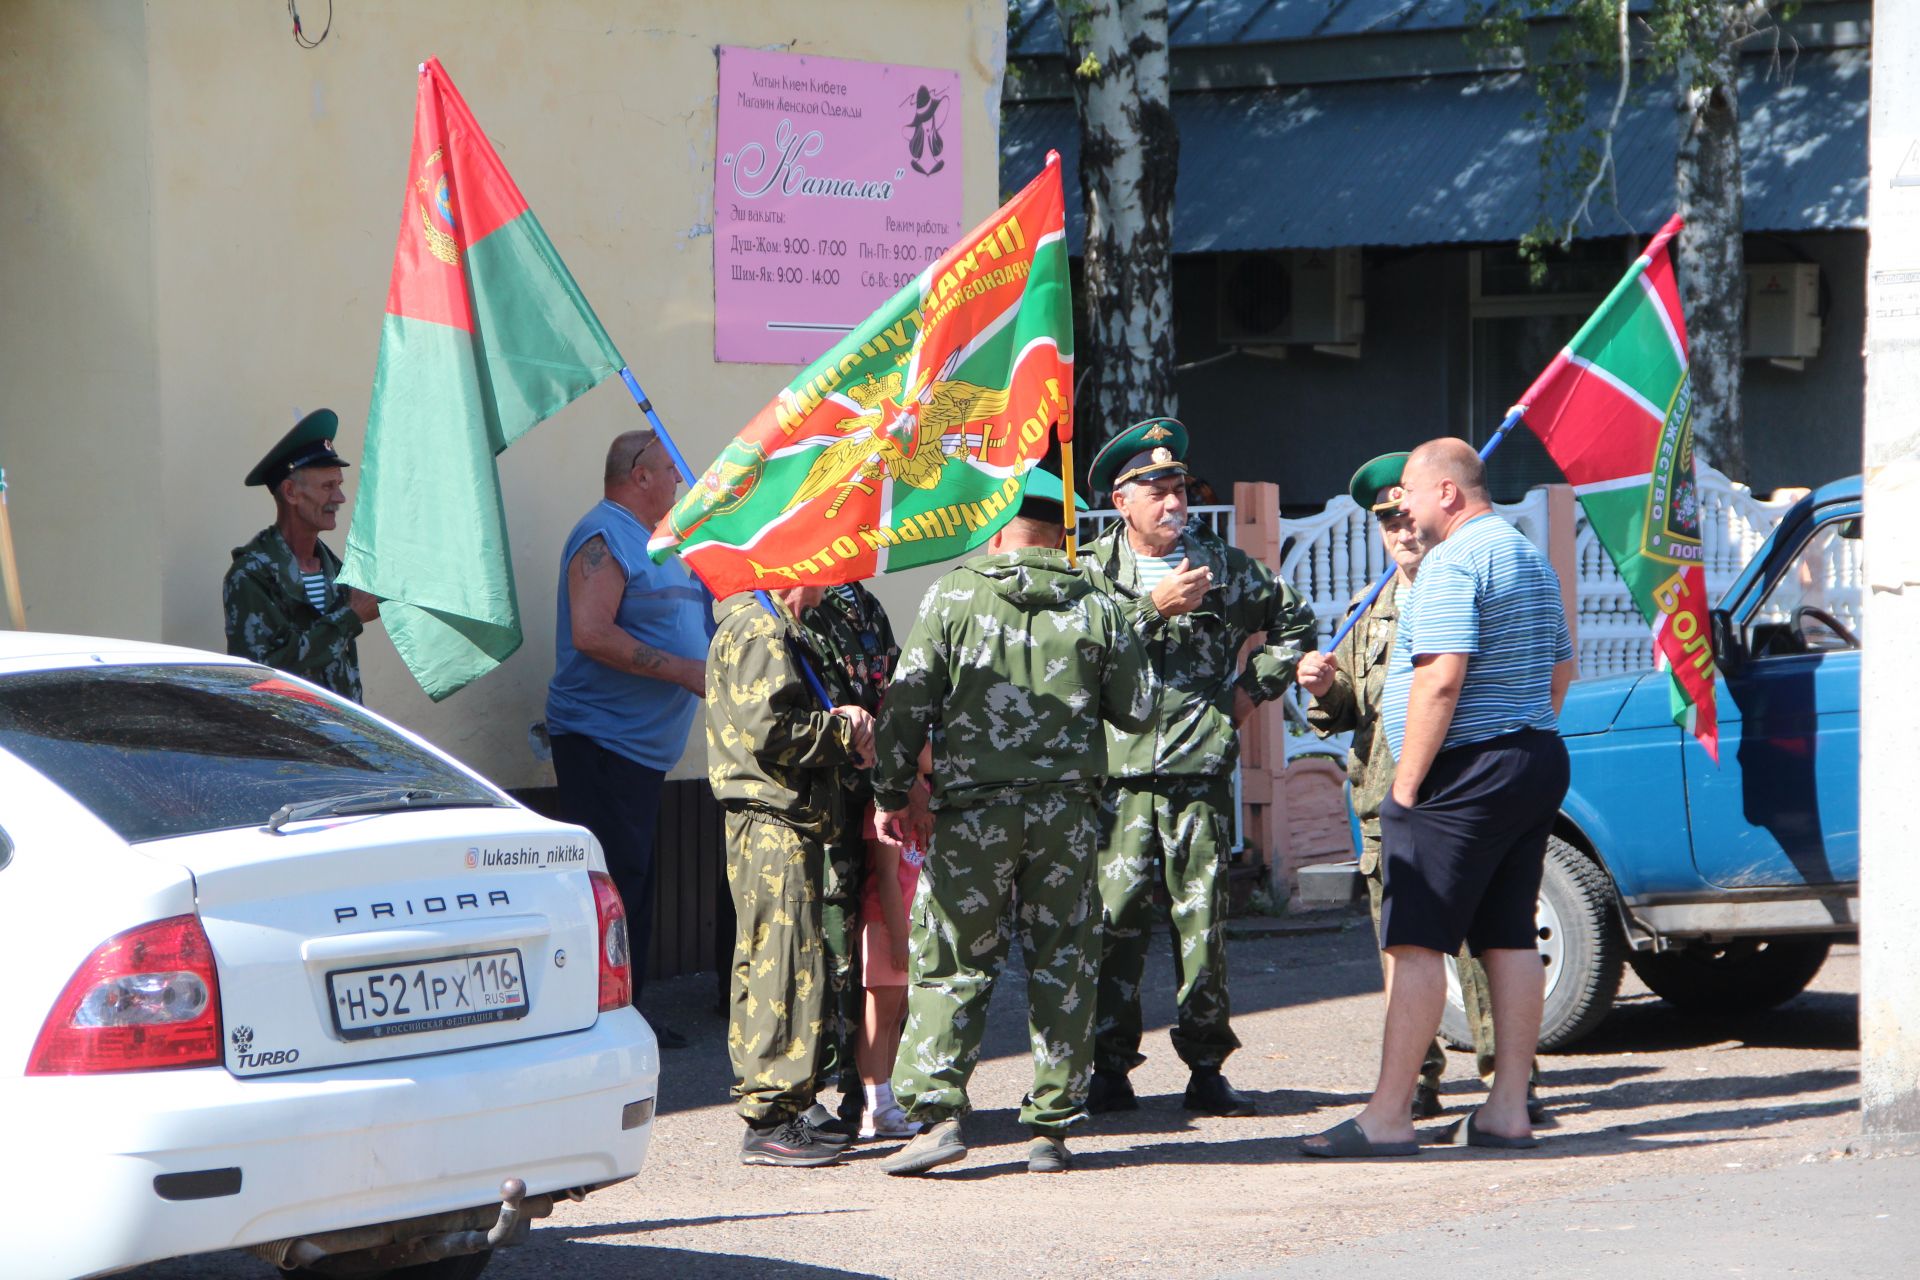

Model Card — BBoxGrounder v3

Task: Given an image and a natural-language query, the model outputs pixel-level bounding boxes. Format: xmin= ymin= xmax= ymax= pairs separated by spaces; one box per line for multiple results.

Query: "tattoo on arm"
xmin=577 ymin=536 xmax=611 ymax=576
xmin=629 ymin=642 xmax=670 ymax=675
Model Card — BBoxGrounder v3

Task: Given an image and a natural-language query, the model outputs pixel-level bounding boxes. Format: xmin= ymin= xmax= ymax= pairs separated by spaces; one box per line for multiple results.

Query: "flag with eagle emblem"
xmin=650 ymin=156 xmax=1074 ymax=597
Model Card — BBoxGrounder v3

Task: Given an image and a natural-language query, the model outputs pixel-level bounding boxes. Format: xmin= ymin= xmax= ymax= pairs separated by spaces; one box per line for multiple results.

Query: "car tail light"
xmin=28 ymin=915 xmax=222 ymax=1075
xmin=590 ymin=871 xmax=632 ymax=1013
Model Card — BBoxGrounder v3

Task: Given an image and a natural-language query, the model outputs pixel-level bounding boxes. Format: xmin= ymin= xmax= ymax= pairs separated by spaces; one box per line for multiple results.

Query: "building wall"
xmin=1163 ymin=235 xmax=1865 ymax=509
xmin=2 ymin=0 xmax=1008 ymax=787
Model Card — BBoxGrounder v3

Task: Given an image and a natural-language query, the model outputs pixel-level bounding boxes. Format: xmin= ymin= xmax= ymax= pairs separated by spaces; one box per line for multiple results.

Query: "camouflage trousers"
xmin=811 ymin=831 xmax=865 ymax=1103
xmin=1093 ymin=778 xmax=1239 ymax=1075
xmin=1364 ymin=838 xmax=1495 ymax=1081
xmin=892 ymin=790 xmax=1103 ymax=1136
xmin=724 ymin=810 xmax=828 ymax=1126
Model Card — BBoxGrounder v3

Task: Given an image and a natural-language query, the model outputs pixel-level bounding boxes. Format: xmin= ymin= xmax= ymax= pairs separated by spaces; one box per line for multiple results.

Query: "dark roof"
xmin=1001 ymin=48 xmax=1868 ymax=251
xmin=1007 ymin=0 xmax=1491 ymax=58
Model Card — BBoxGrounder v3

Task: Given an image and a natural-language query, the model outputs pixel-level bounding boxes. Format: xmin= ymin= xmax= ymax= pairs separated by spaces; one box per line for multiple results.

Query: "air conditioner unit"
xmin=1745 ymin=263 xmax=1821 ymax=360
xmin=1217 ymin=249 xmax=1364 ymax=347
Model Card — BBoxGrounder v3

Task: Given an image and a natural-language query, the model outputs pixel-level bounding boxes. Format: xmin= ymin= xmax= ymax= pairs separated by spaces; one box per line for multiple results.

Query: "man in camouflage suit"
xmin=1298 ymin=453 xmax=1538 ymax=1121
xmin=872 ymin=471 xmax=1153 ymax=1176
xmin=802 ymin=581 xmax=899 ymax=1129
xmin=224 ymin=409 xmax=380 ymax=701
xmin=707 ymin=584 xmax=877 ymax=1167
xmin=1082 ymin=418 xmax=1315 ymax=1118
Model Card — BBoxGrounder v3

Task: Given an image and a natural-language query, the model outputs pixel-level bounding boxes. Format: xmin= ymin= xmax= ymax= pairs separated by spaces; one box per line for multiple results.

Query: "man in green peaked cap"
xmin=223 ymin=409 xmax=380 ymax=701
xmin=1081 ymin=419 xmax=1315 ymax=1118
xmin=872 ymin=468 xmax=1151 ymax=1177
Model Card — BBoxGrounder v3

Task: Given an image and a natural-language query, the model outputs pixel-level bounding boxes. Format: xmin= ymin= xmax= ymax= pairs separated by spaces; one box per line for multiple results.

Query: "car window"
xmin=1747 ymin=517 xmax=1864 ymax=657
xmin=0 ymin=664 xmax=502 ymax=843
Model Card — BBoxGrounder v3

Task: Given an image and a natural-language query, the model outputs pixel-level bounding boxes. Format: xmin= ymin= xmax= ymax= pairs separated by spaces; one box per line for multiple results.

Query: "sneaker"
xmin=861 ymin=1102 xmax=922 ymax=1140
xmin=1182 ymin=1067 xmax=1255 ymax=1117
xmin=1026 ymin=1133 xmax=1071 ymax=1174
xmin=1087 ymin=1070 xmax=1139 ymax=1114
xmin=740 ymin=1117 xmax=843 ymax=1167
xmin=881 ymin=1117 xmax=967 ymax=1176
xmin=801 ymin=1102 xmax=856 ymax=1146
xmin=1412 ymin=1082 xmax=1445 ymax=1119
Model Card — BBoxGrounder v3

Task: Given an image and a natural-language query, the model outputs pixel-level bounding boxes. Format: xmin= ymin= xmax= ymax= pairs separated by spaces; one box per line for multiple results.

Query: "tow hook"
xmin=259 ymin=1177 xmax=549 ymax=1272
xmin=426 ymin=1178 xmax=531 ymax=1258
xmin=487 ymin=1178 xmax=528 ymax=1247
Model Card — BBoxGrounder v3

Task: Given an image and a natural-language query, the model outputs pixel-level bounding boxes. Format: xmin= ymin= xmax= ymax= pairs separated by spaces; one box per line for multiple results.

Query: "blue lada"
xmin=1436 ymin=476 xmax=1862 ymax=1049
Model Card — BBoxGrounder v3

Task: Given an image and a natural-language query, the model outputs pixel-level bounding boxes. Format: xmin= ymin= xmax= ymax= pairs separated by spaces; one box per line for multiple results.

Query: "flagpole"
xmin=0 ymin=468 xmax=26 ymax=630
xmin=1323 ymin=404 xmax=1529 ymax=651
xmin=616 ymin=368 xmax=836 ymax=711
xmin=1060 ymin=435 xmax=1079 ymax=566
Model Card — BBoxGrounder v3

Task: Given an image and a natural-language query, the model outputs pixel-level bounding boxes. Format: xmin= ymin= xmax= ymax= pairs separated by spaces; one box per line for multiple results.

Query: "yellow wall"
xmin=2 ymin=0 xmax=1008 ymax=785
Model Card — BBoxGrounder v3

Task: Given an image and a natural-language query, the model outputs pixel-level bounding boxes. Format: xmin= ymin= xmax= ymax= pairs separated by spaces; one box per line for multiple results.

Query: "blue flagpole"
xmin=1323 ymin=405 xmax=1529 ymax=651
xmin=616 ymin=367 xmax=836 ymax=712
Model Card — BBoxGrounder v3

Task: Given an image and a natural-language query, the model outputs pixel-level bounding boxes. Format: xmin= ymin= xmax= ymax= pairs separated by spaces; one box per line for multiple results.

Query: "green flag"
xmin=340 ymin=58 xmax=621 ymax=700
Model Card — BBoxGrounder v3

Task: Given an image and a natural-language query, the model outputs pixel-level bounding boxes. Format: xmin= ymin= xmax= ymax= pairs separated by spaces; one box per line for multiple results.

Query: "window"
xmin=1748 ymin=518 xmax=1864 ymax=656
xmin=0 ymin=664 xmax=502 ymax=843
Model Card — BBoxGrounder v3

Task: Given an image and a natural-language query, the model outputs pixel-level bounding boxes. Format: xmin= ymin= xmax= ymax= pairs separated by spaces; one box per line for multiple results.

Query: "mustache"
xmin=1154 ymin=513 xmax=1185 ymax=530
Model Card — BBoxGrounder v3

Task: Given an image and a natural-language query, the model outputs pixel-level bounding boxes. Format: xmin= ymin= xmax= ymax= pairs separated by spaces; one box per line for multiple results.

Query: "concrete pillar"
xmin=1860 ymin=0 xmax=1920 ymax=1142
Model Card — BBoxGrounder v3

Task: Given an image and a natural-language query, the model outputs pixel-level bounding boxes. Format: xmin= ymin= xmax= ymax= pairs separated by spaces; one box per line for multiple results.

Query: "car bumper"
xmin=4 ymin=1010 xmax=657 ymax=1280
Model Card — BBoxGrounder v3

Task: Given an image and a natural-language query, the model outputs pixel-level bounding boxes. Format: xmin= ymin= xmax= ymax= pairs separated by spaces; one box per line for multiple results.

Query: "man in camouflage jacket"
xmin=801 ymin=581 xmax=899 ymax=1120
xmin=870 ymin=474 xmax=1154 ymax=1176
xmin=1081 ymin=419 xmax=1315 ymax=1118
xmin=223 ymin=410 xmax=378 ymax=701
xmin=1299 ymin=453 xmax=1523 ymax=1119
xmin=706 ymin=586 xmax=876 ymax=1167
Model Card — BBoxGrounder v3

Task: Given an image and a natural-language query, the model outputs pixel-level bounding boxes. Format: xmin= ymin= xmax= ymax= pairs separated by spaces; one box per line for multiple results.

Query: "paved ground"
xmin=130 ymin=913 xmax=1910 ymax=1279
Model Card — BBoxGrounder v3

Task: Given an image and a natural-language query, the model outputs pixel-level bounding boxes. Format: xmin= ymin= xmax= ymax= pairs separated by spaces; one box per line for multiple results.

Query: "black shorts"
xmin=1378 ymin=728 xmax=1571 ymax=956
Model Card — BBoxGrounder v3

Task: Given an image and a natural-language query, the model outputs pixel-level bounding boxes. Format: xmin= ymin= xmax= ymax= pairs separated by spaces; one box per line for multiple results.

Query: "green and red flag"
xmin=1519 ymin=214 xmax=1719 ymax=759
xmin=341 ymin=57 xmax=622 ymax=700
xmin=649 ymin=156 xmax=1074 ymax=597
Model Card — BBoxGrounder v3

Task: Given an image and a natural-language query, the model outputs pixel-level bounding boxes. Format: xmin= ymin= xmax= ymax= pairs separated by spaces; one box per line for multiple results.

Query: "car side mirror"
xmin=1711 ymin=609 xmax=1744 ymax=676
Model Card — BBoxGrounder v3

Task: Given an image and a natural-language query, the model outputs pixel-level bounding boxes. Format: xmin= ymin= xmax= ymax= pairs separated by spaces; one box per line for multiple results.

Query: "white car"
xmin=0 ymin=633 xmax=658 ymax=1280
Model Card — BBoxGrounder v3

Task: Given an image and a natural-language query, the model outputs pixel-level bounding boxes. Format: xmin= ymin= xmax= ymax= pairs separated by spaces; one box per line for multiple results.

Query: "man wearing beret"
xmin=1082 ymin=419 xmax=1315 ymax=1118
xmin=1297 ymin=453 xmax=1519 ymax=1121
xmin=223 ymin=409 xmax=380 ymax=701
xmin=873 ymin=470 xmax=1154 ymax=1176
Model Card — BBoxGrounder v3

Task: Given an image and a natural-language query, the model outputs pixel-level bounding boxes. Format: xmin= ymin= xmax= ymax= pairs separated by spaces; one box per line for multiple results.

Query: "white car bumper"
xmin=5 ymin=1010 xmax=656 ymax=1280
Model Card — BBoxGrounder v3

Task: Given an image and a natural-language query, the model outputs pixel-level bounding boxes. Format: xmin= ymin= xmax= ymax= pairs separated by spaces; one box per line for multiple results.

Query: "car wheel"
xmin=291 ymin=1250 xmax=492 ymax=1280
xmin=1628 ymin=936 xmax=1832 ymax=1015
xmin=1440 ymin=836 xmax=1624 ymax=1052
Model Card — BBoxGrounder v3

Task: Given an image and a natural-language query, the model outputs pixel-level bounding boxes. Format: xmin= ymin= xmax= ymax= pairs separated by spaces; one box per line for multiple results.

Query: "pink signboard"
xmin=713 ymin=46 xmax=964 ymax=365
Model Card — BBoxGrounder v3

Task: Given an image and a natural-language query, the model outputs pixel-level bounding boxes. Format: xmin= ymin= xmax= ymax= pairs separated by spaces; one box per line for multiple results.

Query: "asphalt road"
xmin=126 ymin=914 xmax=1899 ymax=1280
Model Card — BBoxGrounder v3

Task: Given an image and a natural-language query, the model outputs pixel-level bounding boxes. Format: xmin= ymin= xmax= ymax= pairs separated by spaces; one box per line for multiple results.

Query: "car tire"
xmin=1627 ymin=936 xmax=1832 ymax=1015
xmin=291 ymin=1250 xmax=491 ymax=1280
xmin=1440 ymin=836 xmax=1624 ymax=1052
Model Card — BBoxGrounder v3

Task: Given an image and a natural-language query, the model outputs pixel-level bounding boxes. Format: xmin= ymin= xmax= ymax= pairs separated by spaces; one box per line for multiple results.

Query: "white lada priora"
xmin=0 ymin=634 xmax=658 ymax=1280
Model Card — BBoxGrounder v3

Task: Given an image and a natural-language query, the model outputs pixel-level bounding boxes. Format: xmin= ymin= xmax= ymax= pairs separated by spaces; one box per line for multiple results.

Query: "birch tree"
xmin=1054 ymin=0 xmax=1177 ymax=442
xmin=1473 ymin=0 xmax=1785 ymax=479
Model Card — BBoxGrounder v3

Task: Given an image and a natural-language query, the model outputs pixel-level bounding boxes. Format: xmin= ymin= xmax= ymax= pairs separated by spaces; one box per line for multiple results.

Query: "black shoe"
xmin=1087 ymin=1070 xmax=1140 ymax=1114
xmin=1412 ymin=1082 xmax=1445 ymax=1119
xmin=649 ymin=1020 xmax=689 ymax=1051
xmin=740 ymin=1117 xmax=843 ymax=1167
xmin=1027 ymin=1133 xmax=1071 ymax=1173
xmin=801 ymin=1102 xmax=856 ymax=1146
xmin=1183 ymin=1067 xmax=1255 ymax=1117
xmin=1527 ymin=1087 xmax=1551 ymax=1126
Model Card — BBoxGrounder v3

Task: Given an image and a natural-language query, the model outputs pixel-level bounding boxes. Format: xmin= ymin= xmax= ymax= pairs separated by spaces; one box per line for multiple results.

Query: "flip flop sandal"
xmin=1299 ymin=1117 xmax=1419 ymax=1159
xmin=1438 ymin=1110 xmax=1540 ymax=1150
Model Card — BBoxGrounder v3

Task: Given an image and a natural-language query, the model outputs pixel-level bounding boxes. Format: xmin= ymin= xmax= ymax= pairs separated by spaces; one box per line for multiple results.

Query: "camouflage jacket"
xmin=706 ymin=591 xmax=859 ymax=838
xmin=803 ymin=581 xmax=899 ymax=806
xmin=872 ymin=549 xmax=1154 ymax=812
xmin=1083 ymin=521 xmax=1315 ymax=780
xmin=1306 ymin=574 xmax=1403 ymax=869
xmin=222 ymin=527 xmax=363 ymax=702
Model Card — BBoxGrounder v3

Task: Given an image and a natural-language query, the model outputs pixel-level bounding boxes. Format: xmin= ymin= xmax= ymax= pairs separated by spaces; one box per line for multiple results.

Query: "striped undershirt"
xmin=301 ymin=570 xmax=329 ymax=611
xmin=1382 ymin=513 xmax=1572 ymax=757
xmin=1131 ymin=540 xmax=1189 ymax=595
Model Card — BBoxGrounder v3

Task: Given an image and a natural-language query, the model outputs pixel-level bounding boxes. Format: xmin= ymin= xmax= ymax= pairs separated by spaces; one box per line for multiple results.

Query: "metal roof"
xmin=1000 ymin=48 xmax=1868 ymax=251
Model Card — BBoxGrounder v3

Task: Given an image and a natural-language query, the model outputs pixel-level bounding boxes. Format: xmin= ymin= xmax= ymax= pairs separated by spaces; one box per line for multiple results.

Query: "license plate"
xmin=327 ymin=949 xmax=529 ymax=1041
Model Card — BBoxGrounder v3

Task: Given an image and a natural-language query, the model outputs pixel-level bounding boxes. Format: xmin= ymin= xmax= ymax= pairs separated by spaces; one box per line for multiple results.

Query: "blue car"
xmin=1436 ymin=476 xmax=1862 ymax=1049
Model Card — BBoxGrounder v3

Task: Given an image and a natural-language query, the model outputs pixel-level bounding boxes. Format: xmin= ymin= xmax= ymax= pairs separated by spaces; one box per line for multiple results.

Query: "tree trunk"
xmin=1055 ymin=0 xmax=1177 ymax=444
xmin=1673 ymin=4 xmax=1749 ymax=480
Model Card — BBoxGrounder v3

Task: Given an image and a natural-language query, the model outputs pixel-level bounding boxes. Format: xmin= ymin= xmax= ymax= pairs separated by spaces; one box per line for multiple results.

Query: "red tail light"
xmin=28 ymin=915 xmax=222 ymax=1075
xmin=590 ymin=872 xmax=632 ymax=1013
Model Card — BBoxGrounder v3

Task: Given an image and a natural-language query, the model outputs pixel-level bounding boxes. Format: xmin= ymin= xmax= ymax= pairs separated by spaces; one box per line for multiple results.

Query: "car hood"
xmin=1557 ymin=672 xmax=1648 ymax=736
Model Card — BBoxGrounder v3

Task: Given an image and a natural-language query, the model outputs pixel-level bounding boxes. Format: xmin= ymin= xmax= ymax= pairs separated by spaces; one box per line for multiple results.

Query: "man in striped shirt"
xmin=1303 ymin=438 xmax=1572 ymax=1158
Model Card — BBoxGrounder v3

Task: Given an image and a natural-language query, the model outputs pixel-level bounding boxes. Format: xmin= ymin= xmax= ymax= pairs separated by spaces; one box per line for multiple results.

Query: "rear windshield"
xmin=0 ymin=664 xmax=502 ymax=842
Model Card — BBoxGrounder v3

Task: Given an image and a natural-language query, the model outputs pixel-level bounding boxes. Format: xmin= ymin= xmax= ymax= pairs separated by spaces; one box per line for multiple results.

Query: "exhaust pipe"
xmin=254 ymin=1178 xmax=551 ymax=1273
